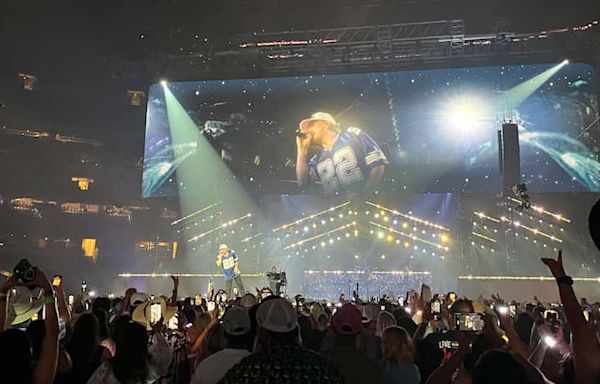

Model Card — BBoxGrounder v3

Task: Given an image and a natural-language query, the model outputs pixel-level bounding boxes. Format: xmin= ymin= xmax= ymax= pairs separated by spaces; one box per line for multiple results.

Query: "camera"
xmin=13 ymin=259 xmax=37 ymax=284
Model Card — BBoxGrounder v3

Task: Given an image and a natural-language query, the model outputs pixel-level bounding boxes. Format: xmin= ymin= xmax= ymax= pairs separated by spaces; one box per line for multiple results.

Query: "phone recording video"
xmin=544 ymin=309 xmax=559 ymax=326
xmin=195 ymin=294 xmax=202 ymax=306
xmin=150 ymin=303 xmax=162 ymax=324
xmin=431 ymin=300 xmax=441 ymax=314
xmin=454 ymin=313 xmax=484 ymax=332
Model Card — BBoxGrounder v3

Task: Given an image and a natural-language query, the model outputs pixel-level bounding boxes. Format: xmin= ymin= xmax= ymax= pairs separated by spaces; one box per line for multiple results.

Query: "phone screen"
xmin=68 ymin=295 xmax=74 ymax=306
xmin=509 ymin=305 xmax=516 ymax=317
xmin=432 ymin=300 xmax=441 ymax=313
xmin=454 ymin=313 xmax=484 ymax=332
xmin=583 ymin=309 xmax=590 ymax=321
xmin=207 ymin=301 xmax=216 ymax=312
xmin=52 ymin=275 xmax=62 ymax=287
xmin=544 ymin=310 xmax=559 ymax=323
xmin=167 ymin=314 xmax=179 ymax=330
xmin=195 ymin=294 xmax=202 ymax=306
xmin=150 ymin=303 xmax=162 ymax=324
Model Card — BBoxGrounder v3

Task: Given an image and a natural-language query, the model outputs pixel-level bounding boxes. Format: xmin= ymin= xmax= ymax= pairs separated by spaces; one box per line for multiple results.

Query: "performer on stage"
xmin=296 ymin=112 xmax=388 ymax=194
xmin=216 ymin=244 xmax=244 ymax=298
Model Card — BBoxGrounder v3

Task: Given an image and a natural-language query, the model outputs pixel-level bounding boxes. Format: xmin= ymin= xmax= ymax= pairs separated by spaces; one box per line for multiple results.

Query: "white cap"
xmin=219 ymin=244 xmax=228 ymax=250
xmin=256 ymin=298 xmax=298 ymax=333
xmin=299 ymin=112 xmax=338 ymax=132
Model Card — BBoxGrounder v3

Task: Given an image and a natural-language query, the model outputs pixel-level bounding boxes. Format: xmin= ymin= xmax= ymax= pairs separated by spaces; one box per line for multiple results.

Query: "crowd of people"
xmin=0 ymin=250 xmax=598 ymax=384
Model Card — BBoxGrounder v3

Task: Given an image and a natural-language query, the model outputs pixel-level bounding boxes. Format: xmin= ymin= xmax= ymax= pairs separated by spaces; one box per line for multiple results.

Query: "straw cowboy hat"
xmin=132 ymin=296 xmax=177 ymax=330
xmin=7 ymin=286 xmax=45 ymax=326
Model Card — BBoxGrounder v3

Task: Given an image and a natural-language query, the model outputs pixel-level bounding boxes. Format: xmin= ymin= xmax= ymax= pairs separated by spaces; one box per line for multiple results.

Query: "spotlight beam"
xmin=502 ymin=60 xmax=569 ymax=110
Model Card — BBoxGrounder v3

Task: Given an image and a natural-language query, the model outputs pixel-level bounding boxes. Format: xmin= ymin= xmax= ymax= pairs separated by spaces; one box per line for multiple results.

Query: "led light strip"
xmin=459 ymin=275 xmax=600 ymax=282
xmin=498 ymin=216 xmax=563 ymax=243
xmin=284 ymin=222 xmax=356 ymax=250
xmin=188 ymin=213 xmax=252 ymax=243
xmin=366 ymin=201 xmax=449 ymax=231
xmin=119 ymin=272 xmax=265 ymax=278
xmin=304 ymin=270 xmax=431 ymax=275
xmin=369 ymin=221 xmax=449 ymax=251
xmin=474 ymin=212 xmax=501 ymax=223
xmin=508 ymin=197 xmax=571 ymax=223
xmin=472 ymin=232 xmax=497 ymax=243
xmin=272 ymin=201 xmax=351 ymax=232
xmin=241 ymin=233 xmax=263 ymax=243
xmin=171 ymin=202 xmax=221 ymax=226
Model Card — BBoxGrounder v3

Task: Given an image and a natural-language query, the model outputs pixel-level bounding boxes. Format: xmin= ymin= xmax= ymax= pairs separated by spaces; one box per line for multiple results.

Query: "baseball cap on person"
xmin=332 ymin=303 xmax=363 ymax=335
xmin=299 ymin=112 xmax=338 ymax=132
xmin=256 ymin=297 xmax=298 ymax=333
xmin=222 ymin=306 xmax=251 ymax=336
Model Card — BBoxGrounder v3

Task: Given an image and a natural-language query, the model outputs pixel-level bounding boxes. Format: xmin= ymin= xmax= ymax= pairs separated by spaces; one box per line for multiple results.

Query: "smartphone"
xmin=454 ymin=313 xmax=484 ymax=332
xmin=448 ymin=292 xmax=457 ymax=302
xmin=52 ymin=275 xmax=62 ymax=287
xmin=68 ymin=295 xmax=74 ymax=306
xmin=233 ymin=288 xmax=238 ymax=297
xmin=496 ymin=305 xmax=509 ymax=316
xmin=431 ymin=300 xmax=441 ymax=314
xmin=195 ymin=294 xmax=202 ymax=306
xmin=380 ymin=305 xmax=386 ymax=311
xmin=544 ymin=309 xmax=559 ymax=324
xmin=81 ymin=280 xmax=87 ymax=291
xmin=397 ymin=296 xmax=405 ymax=307
xmin=509 ymin=305 xmax=517 ymax=317
xmin=207 ymin=301 xmax=216 ymax=311
xmin=167 ymin=314 xmax=179 ymax=330
xmin=150 ymin=303 xmax=162 ymax=324
xmin=583 ymin=309 xmax=590 ymax=322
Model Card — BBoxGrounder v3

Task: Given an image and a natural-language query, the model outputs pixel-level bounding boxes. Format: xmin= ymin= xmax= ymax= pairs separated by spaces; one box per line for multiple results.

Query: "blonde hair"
xmin=382 ymin=326 xmax=415 ymax=364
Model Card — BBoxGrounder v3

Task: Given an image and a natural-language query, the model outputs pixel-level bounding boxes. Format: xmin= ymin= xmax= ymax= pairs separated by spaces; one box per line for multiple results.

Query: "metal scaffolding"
xmin=160 ymin=19 xmax=600 ymax=77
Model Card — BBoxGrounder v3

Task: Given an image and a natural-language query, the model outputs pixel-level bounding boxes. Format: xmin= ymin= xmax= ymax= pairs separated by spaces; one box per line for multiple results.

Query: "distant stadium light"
xmin=18 ymin=73 xmax=37 ymax=91
xmin=128 ymin=90 xmax=145 ymax=106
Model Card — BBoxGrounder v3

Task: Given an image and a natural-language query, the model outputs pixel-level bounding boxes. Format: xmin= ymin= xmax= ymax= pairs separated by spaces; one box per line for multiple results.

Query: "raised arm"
xmin=54 ymin=280 xmax=71 ymax=325
xmin=541 ymin=250 xmax=600 ymax=384
xmin=32 ymin=269 xmax=59 ymax=384
xmin=169 ymin=275 xmax=179 ymax=305
xmin=296 ymin=130 xmax=312 ymax=187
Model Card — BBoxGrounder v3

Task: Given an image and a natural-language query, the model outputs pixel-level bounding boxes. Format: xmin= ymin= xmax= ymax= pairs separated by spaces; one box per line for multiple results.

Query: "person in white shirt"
xmin=191 ymin=306 xmax=253 ymax=384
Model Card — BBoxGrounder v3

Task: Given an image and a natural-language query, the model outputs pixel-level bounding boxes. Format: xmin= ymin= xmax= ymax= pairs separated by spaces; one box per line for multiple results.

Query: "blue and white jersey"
xmin=221 ymin=250 xmax=238 ymax=281
xmin=309 ymin=127 xmax=388 ymax=193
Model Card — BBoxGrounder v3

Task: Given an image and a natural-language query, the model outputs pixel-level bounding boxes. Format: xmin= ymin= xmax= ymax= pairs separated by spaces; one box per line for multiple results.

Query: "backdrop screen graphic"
xmin=143 ymin=63 xmax=599 ymax=198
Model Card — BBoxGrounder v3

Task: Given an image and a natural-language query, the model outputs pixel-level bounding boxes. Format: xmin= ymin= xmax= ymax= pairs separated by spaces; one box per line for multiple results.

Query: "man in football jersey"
xmin=296 ymin=112 xmax=388 ymax=194
xmin=216 ymin=244 xmax=245 ymax=298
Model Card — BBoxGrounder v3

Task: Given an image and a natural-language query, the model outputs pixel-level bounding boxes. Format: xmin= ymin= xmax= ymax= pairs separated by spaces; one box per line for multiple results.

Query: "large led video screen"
xmin=142 ymin=62 xmax=599 ymax=198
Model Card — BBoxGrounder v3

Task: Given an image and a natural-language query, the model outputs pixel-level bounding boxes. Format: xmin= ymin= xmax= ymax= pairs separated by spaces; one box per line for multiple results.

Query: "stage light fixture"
xmin=160 ymin=80 xmax=167 ymax=86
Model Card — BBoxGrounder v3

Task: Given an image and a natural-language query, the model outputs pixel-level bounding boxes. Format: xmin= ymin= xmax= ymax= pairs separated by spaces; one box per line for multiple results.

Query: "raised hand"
xmin=541 ymin=250 xmax=567 ymax=279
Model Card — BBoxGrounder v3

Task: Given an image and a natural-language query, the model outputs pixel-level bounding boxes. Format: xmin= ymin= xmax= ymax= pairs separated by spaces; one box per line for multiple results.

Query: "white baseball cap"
xmin=256 ymin=298 xmax=298 ymax=333
xmin=299 ymin=112 xmax=337 ymax=132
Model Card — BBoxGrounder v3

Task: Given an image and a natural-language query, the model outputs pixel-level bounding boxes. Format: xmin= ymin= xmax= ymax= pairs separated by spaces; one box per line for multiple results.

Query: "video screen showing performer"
xmin=296 ymin=112 xmax=388 ymax=194
xmin=216 ymin=244 xmax=244 ymax=298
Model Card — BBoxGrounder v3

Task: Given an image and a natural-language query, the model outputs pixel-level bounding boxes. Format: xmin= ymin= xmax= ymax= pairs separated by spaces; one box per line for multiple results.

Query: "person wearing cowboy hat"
xmin=0 ymin=266 xmax=60 ymax=384
xmin=216 ymin=244 xmax=245 ymax=299
xmin=296 ymin=111 xmax=388 ymax=194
